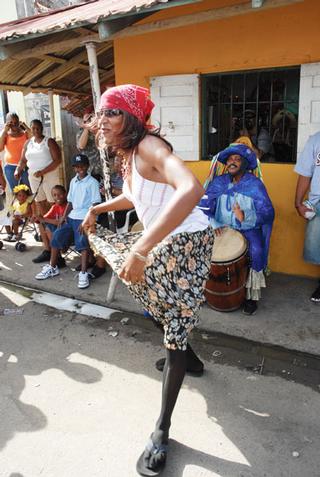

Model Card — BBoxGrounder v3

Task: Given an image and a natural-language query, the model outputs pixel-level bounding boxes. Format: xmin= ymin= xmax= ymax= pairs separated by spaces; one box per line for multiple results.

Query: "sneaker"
xmin=32 ymin=249 xmax=51 ymax=263
xmin=35 ymin=264 xmax=59 ymax=280
xmin=310 ymin=285 xmax=320 ymax=303
xmin=89 ymin=265 xmax=106 ymax=279
xmin=57 ymin=256 xmax=66 ymax=269
xmin=242 ymin=299 xmax=258 ymax=315
xmin=78 ymin=271 xmax=90 ymax=289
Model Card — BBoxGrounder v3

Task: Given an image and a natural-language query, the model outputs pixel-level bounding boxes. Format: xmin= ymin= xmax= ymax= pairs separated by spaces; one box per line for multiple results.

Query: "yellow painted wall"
xmin=114 ymin=0 xmax=320 ymax=277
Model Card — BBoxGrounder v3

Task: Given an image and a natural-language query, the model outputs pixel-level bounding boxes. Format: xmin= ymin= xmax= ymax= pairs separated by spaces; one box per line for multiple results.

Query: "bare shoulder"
xmin=137 ymin=134 xmax=172 ymax=163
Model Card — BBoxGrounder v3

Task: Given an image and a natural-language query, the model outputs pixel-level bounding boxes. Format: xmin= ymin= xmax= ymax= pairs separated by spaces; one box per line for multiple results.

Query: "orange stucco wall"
xmin=114 ymin=0 xmax=320 ymax=277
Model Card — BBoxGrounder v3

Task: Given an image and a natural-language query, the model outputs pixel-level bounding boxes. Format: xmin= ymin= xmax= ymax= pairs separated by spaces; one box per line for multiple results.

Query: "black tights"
xmin=152 ymin=348 xmax=186 ymax=446
xmin=148 ymin=317 xmax=202 ymax=447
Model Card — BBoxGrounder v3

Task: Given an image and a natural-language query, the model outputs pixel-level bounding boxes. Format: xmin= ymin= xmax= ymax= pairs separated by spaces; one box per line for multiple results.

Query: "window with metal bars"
xmin=201 ymin=67 xmax=300 ymax=163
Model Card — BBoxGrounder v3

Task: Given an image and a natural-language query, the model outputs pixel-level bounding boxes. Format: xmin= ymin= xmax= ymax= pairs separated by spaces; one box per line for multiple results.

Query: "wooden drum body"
xmin=205 ymin=228 xmax=249 ymax=312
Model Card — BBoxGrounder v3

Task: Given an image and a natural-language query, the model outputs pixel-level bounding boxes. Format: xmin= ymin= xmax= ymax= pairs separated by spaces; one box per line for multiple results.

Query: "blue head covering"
xmin=217 ymin=143 xmax=257 ymax=170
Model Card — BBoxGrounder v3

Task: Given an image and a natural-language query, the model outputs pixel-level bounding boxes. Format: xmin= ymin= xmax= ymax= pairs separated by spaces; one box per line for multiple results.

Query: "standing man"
xmin=294 ymin=131 xmax=320 ymax=302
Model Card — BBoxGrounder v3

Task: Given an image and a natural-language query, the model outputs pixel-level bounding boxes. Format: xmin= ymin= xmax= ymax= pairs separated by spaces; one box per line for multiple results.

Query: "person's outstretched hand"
xmin=119 ymin=252 xmax=145 ymax=284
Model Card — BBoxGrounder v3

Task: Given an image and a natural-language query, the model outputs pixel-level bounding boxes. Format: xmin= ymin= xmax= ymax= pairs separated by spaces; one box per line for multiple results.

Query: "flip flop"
xmin=136 ymin=437 xmax=168 ymax=476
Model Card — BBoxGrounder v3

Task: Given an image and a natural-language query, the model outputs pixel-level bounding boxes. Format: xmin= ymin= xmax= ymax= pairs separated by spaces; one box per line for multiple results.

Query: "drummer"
xmin=199 ymin=143 xmax=274 ymax=315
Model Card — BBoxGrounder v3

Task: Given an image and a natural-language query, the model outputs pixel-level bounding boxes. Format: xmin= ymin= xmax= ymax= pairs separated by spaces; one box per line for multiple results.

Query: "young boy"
xmin=35 ymin=154 xmax=101 ymax=288
xmin=32 ymin=184 xmax=68 ymax=266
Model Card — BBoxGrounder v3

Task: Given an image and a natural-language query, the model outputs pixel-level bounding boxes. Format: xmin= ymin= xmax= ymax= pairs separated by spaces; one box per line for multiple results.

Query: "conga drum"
xmin=205 ymin=228 xmax=249 ymax=312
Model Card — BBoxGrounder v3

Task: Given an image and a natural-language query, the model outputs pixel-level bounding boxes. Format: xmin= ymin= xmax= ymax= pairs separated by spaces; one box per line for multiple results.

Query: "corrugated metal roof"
xmin=0 ymin=0 xmax=171 ymax=43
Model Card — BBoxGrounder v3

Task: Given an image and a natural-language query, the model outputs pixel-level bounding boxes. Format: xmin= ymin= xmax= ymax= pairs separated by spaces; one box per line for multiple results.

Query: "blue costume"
xmin=199 ymin=144 xmax=274 ymax=298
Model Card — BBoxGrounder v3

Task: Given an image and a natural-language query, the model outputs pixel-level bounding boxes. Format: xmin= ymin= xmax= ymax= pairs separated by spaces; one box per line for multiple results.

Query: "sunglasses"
xmin=97 ymin=109 xmax=123 ymax=118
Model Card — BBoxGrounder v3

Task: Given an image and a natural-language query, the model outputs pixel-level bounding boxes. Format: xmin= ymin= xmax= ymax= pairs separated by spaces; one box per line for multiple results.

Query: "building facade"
xmin=114 ymin=0 xmax=320 ymax=277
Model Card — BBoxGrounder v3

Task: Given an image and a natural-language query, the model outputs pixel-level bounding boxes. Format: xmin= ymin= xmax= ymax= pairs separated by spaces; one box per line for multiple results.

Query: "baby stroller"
xmin=7 ymin=178 xmax=43 ymax=252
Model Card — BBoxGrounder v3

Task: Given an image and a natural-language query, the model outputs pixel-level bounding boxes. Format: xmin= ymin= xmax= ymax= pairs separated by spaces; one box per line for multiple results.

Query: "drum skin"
xmin=205 ymin=250 xmax=249 ymax=312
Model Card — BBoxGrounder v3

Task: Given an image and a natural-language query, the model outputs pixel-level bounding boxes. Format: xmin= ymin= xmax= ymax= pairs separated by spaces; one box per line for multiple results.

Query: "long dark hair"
xmin=99 ymin=110 xmax=173 ymax=154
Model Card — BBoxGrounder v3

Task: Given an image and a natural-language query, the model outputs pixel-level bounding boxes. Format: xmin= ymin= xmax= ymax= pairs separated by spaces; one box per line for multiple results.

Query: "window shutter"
xmin=298 ymin=63 xmax=320 ymax=154
xmin=150 ymin=74 xmax=200 ymax=161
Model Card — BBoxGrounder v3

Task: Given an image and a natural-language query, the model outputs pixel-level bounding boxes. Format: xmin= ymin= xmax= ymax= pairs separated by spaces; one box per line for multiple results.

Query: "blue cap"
xmin=71 ymin=153 xmax=89 ymax=166
xmin=218 ymin=143 xmax=257 ymax=170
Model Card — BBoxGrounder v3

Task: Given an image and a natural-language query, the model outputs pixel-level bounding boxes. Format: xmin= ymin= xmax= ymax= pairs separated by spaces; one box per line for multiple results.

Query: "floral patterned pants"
xmin=89 ymin=227 xmax=214 ymax=351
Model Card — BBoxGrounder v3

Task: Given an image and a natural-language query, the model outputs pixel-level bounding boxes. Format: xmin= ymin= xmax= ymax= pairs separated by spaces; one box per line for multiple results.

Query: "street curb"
xmin=1 ymin=275 xmax=320 ymax=363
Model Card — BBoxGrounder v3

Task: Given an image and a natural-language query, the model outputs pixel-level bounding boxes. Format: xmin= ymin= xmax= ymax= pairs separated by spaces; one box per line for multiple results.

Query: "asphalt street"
xmin=0 ymin=285 xmax=319 ymax=477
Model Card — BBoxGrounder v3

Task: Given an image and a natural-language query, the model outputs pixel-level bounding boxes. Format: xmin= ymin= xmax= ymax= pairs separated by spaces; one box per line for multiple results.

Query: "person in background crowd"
xmin=35 ymin=154 xmax=101 ymax=289
xmin=33 ymin=184 xmax=68 ymax=269
xmin=0 ymin=162 xmax=7 ymax=195
xmin=81 ymin=84 xmax=213 ymax=476
xmin=199 ymin=143 xmax=274 ymax=315
xmin=76 ymin=108 xmax=109 ymax=278
xmin=0 ymin=161 xmax=5 ymax=191
xmin=0 ymin=112 xmax=31 ymax=191
xmin=77 ymin=108 xmax=102 ymax=177
xmin=240 ymin=110 xmax=274 ymax=161
xmin=6 ymin=184 xmax=32 ymax=241
xmin=294 ymin=131 xmax=320 ymax=302
xmin=15 ymin=119 xmax=62 ymax=263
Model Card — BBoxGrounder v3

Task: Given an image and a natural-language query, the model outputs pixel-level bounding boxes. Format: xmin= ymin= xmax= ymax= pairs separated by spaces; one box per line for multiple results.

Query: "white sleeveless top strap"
xmin=25 ymin=136 xmax=53 ymax=172
xmin=122 ymin=150 xmax=208 ymax=235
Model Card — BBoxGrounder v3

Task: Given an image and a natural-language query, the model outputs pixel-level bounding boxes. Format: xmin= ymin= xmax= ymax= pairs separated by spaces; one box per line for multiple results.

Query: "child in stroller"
xmin=5 ymin=184 xmax=32 ymax=241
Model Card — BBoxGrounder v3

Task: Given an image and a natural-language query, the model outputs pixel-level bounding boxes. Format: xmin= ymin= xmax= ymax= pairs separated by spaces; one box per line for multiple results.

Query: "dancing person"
xmin=199 ymin=143 xmax=274 ymax=315
xmin=81 ymin=84 xmax=213 ymax=476
xmin=0 ymin=112 xmax=31 ymax=191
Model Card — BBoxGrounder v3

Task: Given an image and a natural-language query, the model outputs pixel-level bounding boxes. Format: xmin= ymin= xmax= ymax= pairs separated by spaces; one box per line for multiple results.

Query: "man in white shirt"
xmin=294 ymin=131 xmax=320 ymax=302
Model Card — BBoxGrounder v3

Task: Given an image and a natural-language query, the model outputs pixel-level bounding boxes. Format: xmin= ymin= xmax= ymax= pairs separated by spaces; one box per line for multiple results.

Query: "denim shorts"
xmin=44 ymin=223 xmax=57 ymax=233
xmin=4 ymin=164 xmax=30 ymax=192
xmin=51 ymin=217 xmax=89 ymax=252
xmin=304 ymin=201 xmax=320 ymax=264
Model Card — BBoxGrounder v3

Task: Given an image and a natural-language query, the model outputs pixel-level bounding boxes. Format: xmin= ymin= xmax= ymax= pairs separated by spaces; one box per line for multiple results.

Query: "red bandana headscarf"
xmin=99 ymin=84 xmax=154 ymax=125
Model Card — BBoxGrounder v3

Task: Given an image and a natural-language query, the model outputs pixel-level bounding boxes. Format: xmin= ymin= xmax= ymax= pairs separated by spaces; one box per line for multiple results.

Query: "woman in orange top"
xmin=0 ymin=112 xmax=31 ymax=191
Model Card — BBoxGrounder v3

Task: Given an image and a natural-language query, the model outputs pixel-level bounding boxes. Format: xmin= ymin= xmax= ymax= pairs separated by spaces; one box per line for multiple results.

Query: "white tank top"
xmin=122 ymin=151 xmax=208 ymax=235
xmin=25 ymin=137 xmax=53 ymax=172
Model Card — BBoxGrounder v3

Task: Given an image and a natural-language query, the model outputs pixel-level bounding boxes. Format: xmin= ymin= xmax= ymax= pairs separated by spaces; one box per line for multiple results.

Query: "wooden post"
xmin=85 ymin=42 xmax=101 ymax=111
xmin=48 ymin=89 xmax=56 ymax=139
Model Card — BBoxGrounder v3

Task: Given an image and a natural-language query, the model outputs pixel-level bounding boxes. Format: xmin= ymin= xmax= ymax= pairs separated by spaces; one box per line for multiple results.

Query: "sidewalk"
xmin=0 ymin=230 xmax=319 ymax=357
